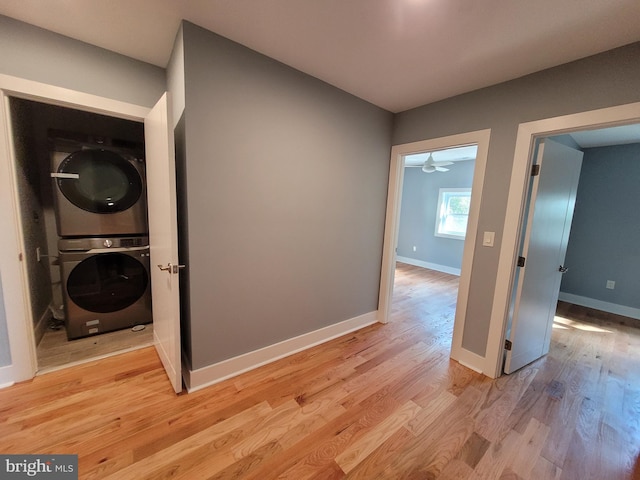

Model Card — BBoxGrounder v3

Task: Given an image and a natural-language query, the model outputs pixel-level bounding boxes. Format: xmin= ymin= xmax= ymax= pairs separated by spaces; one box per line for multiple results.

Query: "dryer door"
xmin=66 ymin=252 xmax=149 ymax=313
xmin=56 ymin=149 xmax=143 ymax=214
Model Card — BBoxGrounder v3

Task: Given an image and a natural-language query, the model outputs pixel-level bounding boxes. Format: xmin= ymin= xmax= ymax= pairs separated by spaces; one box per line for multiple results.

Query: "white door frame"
xmin=0 ymin=73 xmax=151 ymax=385
xmin=378 ymin=129 xmax=491 ymax=373
xmin=487 ymin=101 xmax=640 ymax=378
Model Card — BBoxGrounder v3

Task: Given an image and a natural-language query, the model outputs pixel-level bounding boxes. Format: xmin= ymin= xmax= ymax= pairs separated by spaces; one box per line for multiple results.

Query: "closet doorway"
xmin=8 ymin=97 xmax=153 ymax=373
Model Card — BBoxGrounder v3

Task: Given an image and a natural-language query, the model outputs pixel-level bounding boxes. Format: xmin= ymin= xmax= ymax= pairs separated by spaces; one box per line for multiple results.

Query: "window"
xmin=435 ymin=188 xmax=471 ymax=239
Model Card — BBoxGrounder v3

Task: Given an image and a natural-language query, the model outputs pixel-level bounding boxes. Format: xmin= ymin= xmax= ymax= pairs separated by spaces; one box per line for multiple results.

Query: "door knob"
xmin=558 ymin=265 xmax=569 ymax=273
xmin=157 ymin=263 xmax=172 ymax=272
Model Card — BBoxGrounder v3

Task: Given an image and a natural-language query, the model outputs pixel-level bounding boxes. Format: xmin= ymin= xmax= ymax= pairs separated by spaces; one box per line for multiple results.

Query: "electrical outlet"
xmin=412 ymin=246 xmax=417 ymax=252
xmin=606 ymin=280 xmax=615 ymax=290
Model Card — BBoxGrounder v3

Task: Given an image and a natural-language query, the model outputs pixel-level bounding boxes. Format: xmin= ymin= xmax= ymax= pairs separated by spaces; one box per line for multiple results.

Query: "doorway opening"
xmin=504 ymin=125 xmax=640 ymax=374
xmin=378 ymin=129 xmax=491 ymax=372
xmin=391 ymin=146 xmax=477 ymax=346
xmin=488 ymin=101 xmax=640 ymax=378
xmin=1 ymin=76 xmax=183 ymax=393
xmin=397 ymin=146 xmax=477 ymax=275
xmin=7 ymin=96 xmax=154 ymax=374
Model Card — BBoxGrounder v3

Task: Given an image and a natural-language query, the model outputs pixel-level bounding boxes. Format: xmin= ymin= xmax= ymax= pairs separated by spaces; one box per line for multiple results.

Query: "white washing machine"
xmin=51 ymin=135 xmax=148 ymax=237
xmin=59 ymin=236 xmax=152 ymax=339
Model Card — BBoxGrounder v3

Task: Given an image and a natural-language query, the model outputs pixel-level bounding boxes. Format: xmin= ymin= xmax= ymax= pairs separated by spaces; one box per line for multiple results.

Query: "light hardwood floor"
xmin=1 ymin=262 xmax=639 ymax=479
xmin=36 ymin=322 xmax=154 ymax=373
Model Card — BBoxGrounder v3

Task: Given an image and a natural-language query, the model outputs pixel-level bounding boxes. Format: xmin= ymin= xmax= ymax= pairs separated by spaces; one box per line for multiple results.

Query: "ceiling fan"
xmin=422 ymin=153 xmax=453 ymax=173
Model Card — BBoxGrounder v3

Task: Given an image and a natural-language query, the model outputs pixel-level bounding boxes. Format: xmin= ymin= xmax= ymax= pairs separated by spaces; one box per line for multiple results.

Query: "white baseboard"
xmin=184 ymin=311 xmax=378 ymax=392
xmin=396 ymin=256 xmax=461 ymax=276
xmin=450 ymin=347 xmax=486 ymax=376
xmin=0 ymin=365 xmax=15 ymax=389
xmin=559 ymin=292 xmax=640 ymax=321
xmin=457 ymin=359 xmax=484 ymax=374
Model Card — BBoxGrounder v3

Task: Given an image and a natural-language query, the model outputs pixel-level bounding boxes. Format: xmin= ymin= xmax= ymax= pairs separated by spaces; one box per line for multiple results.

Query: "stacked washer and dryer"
xmin=51 ymin=133 xmax=152 ymax=339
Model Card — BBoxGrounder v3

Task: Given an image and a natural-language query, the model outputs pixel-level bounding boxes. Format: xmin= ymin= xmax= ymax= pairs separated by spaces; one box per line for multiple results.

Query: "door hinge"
xmin=517 ymin=256 xmax=526 ymax=267
xmin=505 ymin=339 xmax=513 ymax=351
xmin=18 ymin=252 xmax=23 ymax=261
xmin=531 ymin=164 xmax=540 ymax=176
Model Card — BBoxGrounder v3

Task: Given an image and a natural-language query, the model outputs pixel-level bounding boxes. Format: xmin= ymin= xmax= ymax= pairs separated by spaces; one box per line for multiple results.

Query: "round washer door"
xmin=66 ymin=253 xmax=148 ymax=313
xmin=56 ymin=149 xmax=143 ymax=213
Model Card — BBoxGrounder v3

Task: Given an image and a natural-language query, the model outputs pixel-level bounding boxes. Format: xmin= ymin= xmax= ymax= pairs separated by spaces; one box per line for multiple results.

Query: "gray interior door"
xmin=504 ymin=138 xmax=583 ymax=374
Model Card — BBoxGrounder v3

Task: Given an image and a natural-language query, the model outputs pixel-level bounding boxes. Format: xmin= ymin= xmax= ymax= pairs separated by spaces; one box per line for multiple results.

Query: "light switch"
xmin=483 ymin=231 xmax=495 ymax=247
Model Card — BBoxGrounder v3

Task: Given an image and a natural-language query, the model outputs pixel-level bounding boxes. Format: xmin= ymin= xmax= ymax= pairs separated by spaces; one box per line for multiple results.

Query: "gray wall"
xmin=179 ymin=22 xmax=393 ymax=369
xmin=167 ymin=24 xmax=186 ymax=129
xmin=560 ymin=143 xmax=640 ymax=309
xmin=398 ymin=161 xmax=475 ymax=270
xmin=0 ymin=15 xmax=165 ymax=368
xmin=0 ymin=15 xmax=165 ymax=108
xmin=393 ymin=42 xmax=640 ymax=357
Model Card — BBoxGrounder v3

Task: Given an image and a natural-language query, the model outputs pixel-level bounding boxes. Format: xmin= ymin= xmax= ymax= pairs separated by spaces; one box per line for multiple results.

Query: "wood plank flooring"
xmin=36 ymin=322 xmax=154 ymax=373
xmin=1 ymin=261 xmax=640 ymax=479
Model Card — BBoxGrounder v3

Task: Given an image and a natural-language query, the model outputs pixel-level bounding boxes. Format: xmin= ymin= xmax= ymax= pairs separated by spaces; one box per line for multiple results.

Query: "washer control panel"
xmin=58 ymin=236 xmax=149 ymax=251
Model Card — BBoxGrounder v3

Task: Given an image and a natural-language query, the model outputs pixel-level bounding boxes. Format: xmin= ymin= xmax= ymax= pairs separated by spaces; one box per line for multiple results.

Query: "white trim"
xmin=558 ymin=292 xmax=640 ymax=321
xmin=377 ymin=144 xmax=406 ymax=324
xmin=457 ymin=358 xmax=484 ymax=374
xmin=0 ymin=89 xmax=36 ymax=382
xmin=184 ymin=311 xmax=378 ymax=392
xmin=0 ymin=74 xmax=149 ymax=120
xmin=396 ymin=256 xmax=461 ymax=276
xmin=378 ymin=129 xmax=491 ymax=375
xmin=0 ymin=73 xmax=152 ymax=385
xmin=489 ymin=101 xmax=640 ymax=378
xmin=0 ymin=365 xmax=15 ymax=389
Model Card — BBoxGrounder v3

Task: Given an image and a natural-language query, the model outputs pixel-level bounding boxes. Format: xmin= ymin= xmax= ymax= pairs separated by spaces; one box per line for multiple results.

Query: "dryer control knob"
xmin=103 ymin=239 xmax=113 ymax=248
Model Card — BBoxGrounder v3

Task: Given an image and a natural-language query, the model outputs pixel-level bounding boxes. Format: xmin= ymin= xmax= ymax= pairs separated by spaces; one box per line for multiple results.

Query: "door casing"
xmin=489 ymin=101 xmax=640 ymax=378
xmin=378 ymin=129 xmax=491 ymax=374
xmin=0 ymin=73 xmax=151 ymax=384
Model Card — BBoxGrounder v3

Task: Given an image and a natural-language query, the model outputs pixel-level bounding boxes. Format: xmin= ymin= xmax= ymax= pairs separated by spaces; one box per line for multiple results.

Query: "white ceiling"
xmin=1 ymin=0 xmax=640 ymax=113
xmin=405 ymin=145 xmax=478 ymax=167
xmin=569 ymin=124 xmax=640 ymax=148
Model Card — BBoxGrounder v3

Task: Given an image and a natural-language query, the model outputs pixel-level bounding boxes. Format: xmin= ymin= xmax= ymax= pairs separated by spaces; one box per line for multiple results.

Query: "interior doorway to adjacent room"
xmin=378 ymin=129 xmax=491 ymax=370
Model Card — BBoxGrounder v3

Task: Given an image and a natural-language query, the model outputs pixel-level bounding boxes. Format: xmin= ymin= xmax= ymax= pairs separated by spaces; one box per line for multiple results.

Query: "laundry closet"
xmin=9 ymin=97 xmax=153 ymax=372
